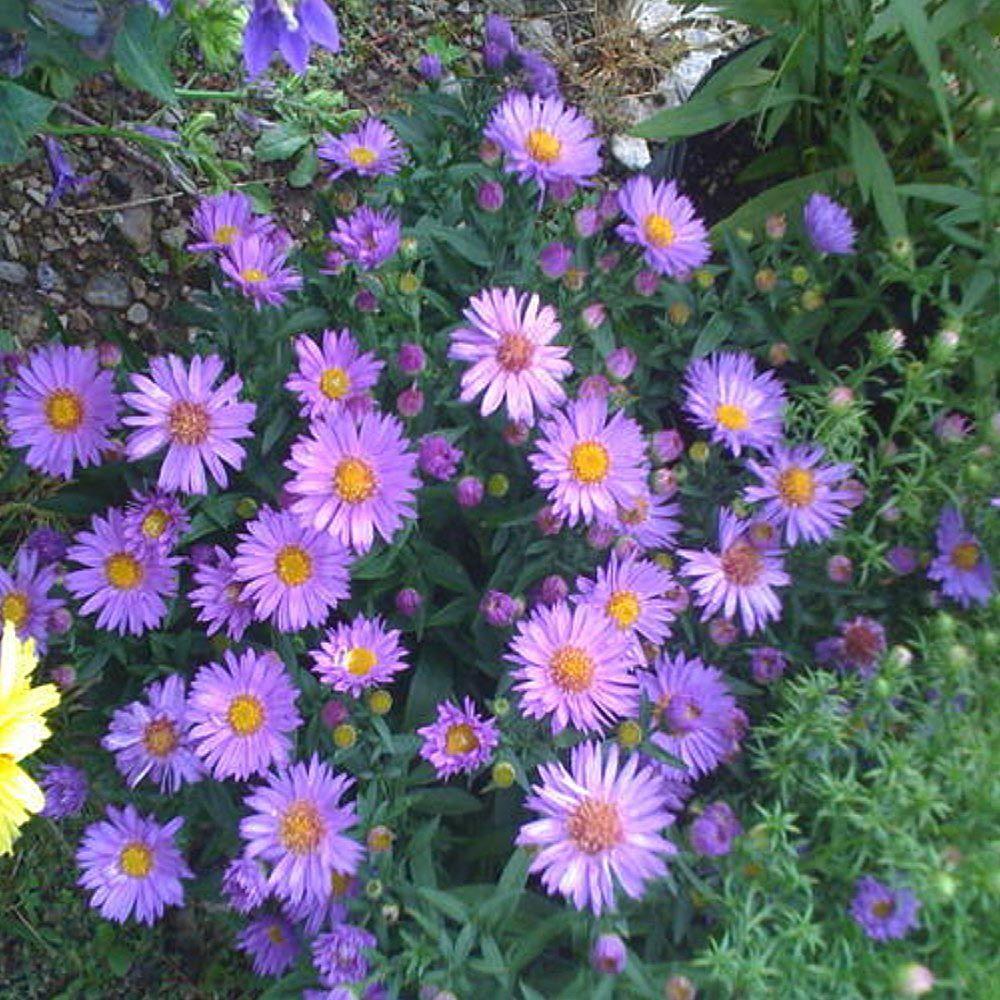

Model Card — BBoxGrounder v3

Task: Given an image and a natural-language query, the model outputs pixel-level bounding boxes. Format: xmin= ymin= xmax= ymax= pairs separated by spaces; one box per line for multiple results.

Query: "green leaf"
xmin=255 ymin=124 xmax=310 ymax=162
xmin=416 ymin=886 xmax=471 ymax=922
xmin=848 ymin=113 xmax=908 ymax=240
xmin=113 ymin=5 xmax=177 ymax=105
xmin=288 ymin=146 xmax=319 ymax=187
xmin=411 ymin=787 xmax=483 ymax=816
xmin=0 ymin=82 xmax=53 ymax=164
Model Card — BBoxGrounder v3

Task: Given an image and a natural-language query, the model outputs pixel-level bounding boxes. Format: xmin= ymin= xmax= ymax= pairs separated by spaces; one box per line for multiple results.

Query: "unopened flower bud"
xmin=668 ymin=302 xmax=691 ymax=326
xmin=491 ymin=760 xmax=516 ymax=788
xmin=367 ymin=689 xmax=393 ymax=715
xmin=486 ymin=473 xmax=509 ymax=497
xmin=367 ymin=825 xmax=395 ymax=853
xmin=333 ymin=723 xmax=357 ymax=749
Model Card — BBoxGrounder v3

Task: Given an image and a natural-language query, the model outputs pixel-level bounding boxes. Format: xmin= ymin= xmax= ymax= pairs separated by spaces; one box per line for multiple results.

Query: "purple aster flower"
xmin=519 ymin=49 xmax=560 ymax=97
xmin=222 ymin=856 xmax=270 ymax=913
xmin=285 ymin=409 xmax=419 ymax=554
xmin=24 ymin=527 xmax=68 ymax=567
xmin=312 ymin=923 xmax=377 ymax=986
xmin=591 ymin=933 xmax=627 ymax=975
xmin=606 ymin=347 xmax=637 ymax=381
xmin=927 ymin=505 xmax=993 ymax=608
xmin=419 ymin=53 xmax=443 ymax=81
xmin=237 ymin=914 xmax=300 ymax=975
xmin=484 ymin=91 xmax=601 ymax=196
xmin=187 ymin=191 xmax=273 ymax=253
xmin=456 ymin=475 xmax=485 ymax=508
xmin=233 ymin=507 xmax=351 ymax=632
xmin=243 ymin=0 xmax=341 ymax=79
xmin=507 ymin=600 xmax=639 ymax=734
xmin=189 ymin=546 xmax=255 ymax=641
xmin=820 ymin=616 xmax=887 ymax=677
xmin=744 ymin=443 xmax=854 ymax=545
xmin=318 ymin=118 xmax=405 ymax=180
xmin=850 ymin=877 xmax=920 ymax=941
xmin=3 ymin=344 xmax=119 ymax=480
xmin=516 ymin=741 xmax=678 ymax=915
xmin=485 ymin=14 xmax=517 ymax=55
xmin=611 ymin=491 xmax=682 ymax=552
xmin=42 ymin=137 xmax=95 ymax=208
xmin=529 ymin=396 xmax=649 ymax=528
xmin=102 ymin=674 xmax=202 ymax=794
xmin=311 ymin=615 xmax=409 ymax=697
xmin=123 ymin=353 xmax=256 ymax=495
xmin=220 ymin=231 xmax=303 ymax=308
xmin=887 ymin=545 xmax=919 ymax=576
xmin=39 ymin=763 xmax=88 ymax=819
xmin=188 ymin=650 xmax=302 ymax=781
xmin=679 ymin=509 xmax=790 ymax=635
xmin=640 ymin=651 xmax=738 ymax=779
xmin=689 ymin=801 xmax=742 ymax=857
xmin=286 ymin=329 xmax=384 ymax=421
xmin=397 ymin=343 xmax=425 ymax=375
xmin=449 ymin=287 xmax=571 ymax=425
xmin=617 ymin=176 xmax=710 ymax=277
xmin=1 ymin=548 xmax=63 ymax=654
xmin=328 ymin=206 xmax=401 ymax=271
xmin=123 ymin=489 xmax=190 ymax=552
xmin=538 ymin=241 xmax=572 ymax=278
xmin=240 ymin=755 xmax=363 ymax=909
xmin=417 ymin=697 xmax=499 ymax=779
xmin=480 ymin=589 xmax=518 ymax=627
xmin=65 ymin=508 xmax=179 ymax=636
xmin=683 ymin=352 xmax=786 ymax=457
xmin=476 ymin=180 xmax=505 ymax=212
xmin=418 ymin=435 xmax=463 ymax=481
xmin=77 ymin=805 xmax=192 ymax=925
xmin=803 ymin=193 xmax=856 ymax=255
xmin=749 ymin=646 xmax=787 ymax=684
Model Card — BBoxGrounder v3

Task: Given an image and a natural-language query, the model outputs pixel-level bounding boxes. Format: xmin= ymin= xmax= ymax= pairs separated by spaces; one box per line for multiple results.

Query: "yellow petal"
xmin=0 ymin=757 xmax=44 ymax=856
xmin=0 ymin=623 xmax=39 ymax=702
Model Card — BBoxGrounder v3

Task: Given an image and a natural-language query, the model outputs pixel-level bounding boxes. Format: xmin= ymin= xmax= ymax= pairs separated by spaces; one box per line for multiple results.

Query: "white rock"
xmin=611 ymin=135 xmax=651 ymax=170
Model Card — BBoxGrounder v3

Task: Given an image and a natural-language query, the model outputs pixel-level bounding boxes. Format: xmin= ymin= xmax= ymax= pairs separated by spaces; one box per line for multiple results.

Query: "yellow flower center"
xmin=280 ymin=800 xmax=325 ymax=854
xmin=213 ymin=224 xmax=239 ymax=245
xmin=1 ymin=591 xmax=29 ymax=630
xmin=606 ymin=589 xmax=640 ymax=629
xmin=549 ymin=645 xmax=595 ymax=693
xmin=274 ymin=545 xmax=313 ymax=587
xmin=950 ymin=541 xmax=980 ymax=571
xmin=569 ymin=441 xmax=610 ymax=484
xmin=240 ymin=267 xmax=268 ymax=284
xmin=331 ymin=871 xmax=353 ymax=896
xmin=104 ymin=552 xmax=144 ymax=591
xmin=319 ymin=366 xmax=351 ymax=401
xmin=714 ymin=403 xmax=749 ymax=431
xmin=348 ymin=146 xmax=378 ymax=167
xmin=777 ymin=466 xmax=816 ymax=507
xmin=44 ymin=389 xmax=84 ymax=433
xmin=496 ymin=332 xmax=534 ymax=373
xmin=168 ymin=400 xmax=211 ymax=446
xmin=566 ymin=798 xmax=623 ymax=855
xmin=444 ymin=723 xmax=480 ymax=756
xmin=227 ymin=694 xmax=266 ymax=736
xmin=345 ymin=646 xmax=378 ymax=676
xmin=526 ymin=128 xmax=562 ymax=164
xmin=643 ymin=213 xmax=676 ymax=248
xmin=143 ymin=718 xmax=179 ymax=758
xmin=266 ymin=923 xmax=286 ymax=944
xmin=720 ymin=542 xmax=763 ymax=586
xmin=119 ymin=842 xmax=154 ymax=878
xmin=141 ymin=508 xmax=171 ymax=540
xmin=872 ymin=899 xmax=896 ymax=919
xmin=334 ymin=457 xmax=378 ymax=504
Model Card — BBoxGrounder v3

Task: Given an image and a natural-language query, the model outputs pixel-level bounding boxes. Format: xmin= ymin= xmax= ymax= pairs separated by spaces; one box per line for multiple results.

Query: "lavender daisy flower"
xmin=243 ymin=0 xmax=341 ymax=79
xmin=237 ymin=914 xmax=299 ymax=975
xmin=65 ymin=508 xmax=179 ymax=636
xmin=612 ymin=491 xmax=682 ymax=551
xmin=221 ymin=231 xmax=303 ymax=308
xmin=745 ymin=444 xmax=853 ymax=545
xmin=516 ymin=741 xmax=678 ymax=915
xmin=188 ymin=191 xmax=273 ymax=253
xmin=2 ymin=344 xmax=119 ymax=479
xmin=42 ymin=137 xmax=95 ymax=208
xmin=417 ymin=697 xmax=500 ymax=779
xmin=689 ymin=801 xmax=742 ymax=857
xmin=123 ymin=353 xmax=256 ymax=495
xmin=188 ymin=650 xmax=302 ymax=781
xmin=102 ymin=674 xmax=202 ymax=794
xmin=803 ymin=193 xmax=856 ymax=255
xmin=189 ymin=546 xmax=255 ymax=641
xmin=817 ymin=616 xmax=887 ymax=677
xmin=484 ymin=91 xmax=601 ymax=195
xmin=683 ymin=352 xmax=786 ymax=457
xmin=286 ymin=329 xmax=384 ymax=421
xmin=311 ymin=615 xmax=409 ymax=697
xmin=39 ymin=763 xmax=88 ymax=819
xmin=850 ymin=877 xmax=920 ymax=941
xmin=24 ymin=527 xmax=68 ymax=567
xmin=285 ymin=409 xmax=419 ymax=554
xmin=616 ymin=176 xmax=710 ymax=277
xmin=312 ymin=923 xmax=377 ymax=986
xmin=77 ymin=805 xmax=192 ymax=925
xmin=507 ymin=601 xmax=639 ymax=734
xmin=449 ymin=287 xmax=571 ymax=424
xmin=640 ymin=651 xmax=738 ymax=779
xmin=575 ymin=552 xmax=677 ymax=650
xmin=240 ymin=755 xmax=363 ymax=909
xmin=927 ymin=505 xmax=993 ymax=608
xmin=1 ymin=548 xmax=63 ymax=654
xmin=679 ymin=509 xmax=790 ymax=635
xmin=222 ymin=856 xmax=270 ymax=913
xmin=318 ymin=119 xmax=405 ymax=180
xmin=233 ymin=507 xmax=351 ymax=632
xmin=529 ymin=396 xmax=649 ymax=528
xmin=328 ymin=206 xmax=401 ymax=271
xmin=123 ymin=489 xmax=190 ymax=551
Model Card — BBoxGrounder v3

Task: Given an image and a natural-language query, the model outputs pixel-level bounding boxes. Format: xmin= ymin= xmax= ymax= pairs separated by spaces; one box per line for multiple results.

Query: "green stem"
xmin=176 ymin=88 xmax=246 ymax=101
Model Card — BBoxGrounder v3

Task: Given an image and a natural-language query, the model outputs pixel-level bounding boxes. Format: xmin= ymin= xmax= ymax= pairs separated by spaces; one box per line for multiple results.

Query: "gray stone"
xmin=611 ymin=135 xmax=651 ymax=170
xmin=36 ymin=261 xmax=64 ymax=292
xmin=521 ymin=17 xmax=557 ymax=53
xmin=126 ymin=302 xmax=150 ymax=325
xmin=116 ymin=204 xmax=153 ymax=252
xmin=160 ymin=224 xmax=188 ymax=251
xmin=0 ymin=260 xmax=29 ymax=285
xmin=83 ymin=273 xmax=131 ymax=309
